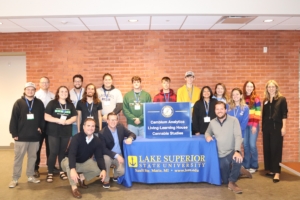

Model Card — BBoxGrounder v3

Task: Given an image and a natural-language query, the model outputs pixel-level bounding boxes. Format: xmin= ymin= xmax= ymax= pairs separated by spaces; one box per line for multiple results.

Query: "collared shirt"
xmin=70 ymin=88 xmax=84 ymax=108
xmin=110 ymin=128 xmax=122 ymax=157
xmin=86 ymin=134 xmax=94 ymax=144
xmin=35 ymin=89 xmax=55 ymax=108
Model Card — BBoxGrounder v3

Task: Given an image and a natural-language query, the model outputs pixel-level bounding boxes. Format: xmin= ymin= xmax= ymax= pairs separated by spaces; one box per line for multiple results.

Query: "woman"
xmin=45 ymin=86 xmax=77 ymax=183
xmin=262 ymin=80 xmax=287 ymax=183
xmin=227 ymin=88 xmax=249 ymax=138
xmin=242 ymin=81 xmax=261 ymax=174
xmin=192 ymin=86 xmax=217 ymax=135
xmin=76 ymin=83 xmax=102 ymax=135
xmin=212 ymin=83 xmax=228 ymax=103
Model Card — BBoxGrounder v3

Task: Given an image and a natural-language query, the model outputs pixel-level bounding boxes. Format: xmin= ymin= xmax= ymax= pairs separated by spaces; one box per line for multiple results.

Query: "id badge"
xmin=191 ymin=103 xmax=194 ymax=108
xmin=60 ymin=115 xmax=67 ymax=120
xmin=27 ymin=113 xmax=34 ymax=120
xmin=87 ymin=116 xmax=94 ymax=119
xmin=204 ymin=116 xmax=211 ymax=123
xmin=134 ymin=104 xmax=141 ymax=110
xmin=104 ymin=101 xmax=110 ymax=106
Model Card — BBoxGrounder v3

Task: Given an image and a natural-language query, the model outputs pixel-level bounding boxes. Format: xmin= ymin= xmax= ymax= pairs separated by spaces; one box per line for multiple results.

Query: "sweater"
xmin=227 ymin=104 xmax=249 ymax=138
xmin=153 ymin=89 xmax=177 ymax=102
xmin=245 ymin=95 xmax=261 ymax=128
xmin=123 ymin=90 xmax=152 ymax=127
xmin=9 ymin=96 xmax=45 ymax=142
xmin=205 ymin=115 xmax=243 ymax=158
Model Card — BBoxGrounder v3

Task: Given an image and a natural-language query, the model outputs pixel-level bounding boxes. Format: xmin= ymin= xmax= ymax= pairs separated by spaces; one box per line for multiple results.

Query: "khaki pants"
xmin=61 ymin=157 xmax=100 ymax=186
xmin=104 ymin=155 xmax=125 ymax=182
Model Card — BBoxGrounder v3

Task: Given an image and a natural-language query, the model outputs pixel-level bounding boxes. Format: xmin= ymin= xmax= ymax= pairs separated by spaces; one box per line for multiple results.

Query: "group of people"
xmin=8 ymin=71 xmax=288 ymax=197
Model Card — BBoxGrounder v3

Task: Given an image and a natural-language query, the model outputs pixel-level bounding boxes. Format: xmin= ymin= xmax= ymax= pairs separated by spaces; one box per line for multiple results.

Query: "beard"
xmin=217 ymin=113 xmax=226 ymax=119
xmin=74 ymin=85 xmax=82 ymax=89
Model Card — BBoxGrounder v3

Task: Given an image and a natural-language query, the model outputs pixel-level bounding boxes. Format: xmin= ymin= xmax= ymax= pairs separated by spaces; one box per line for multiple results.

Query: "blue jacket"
xmin=226 ymin=104 xmax=249 ymax=138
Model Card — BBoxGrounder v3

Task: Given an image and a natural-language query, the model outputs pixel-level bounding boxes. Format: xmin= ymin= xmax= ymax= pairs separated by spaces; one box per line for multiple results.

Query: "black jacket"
xmin=99 ymin=123 xmax=136 ymax=158
xmin=9 ymin=96 xmax=45 ymax=141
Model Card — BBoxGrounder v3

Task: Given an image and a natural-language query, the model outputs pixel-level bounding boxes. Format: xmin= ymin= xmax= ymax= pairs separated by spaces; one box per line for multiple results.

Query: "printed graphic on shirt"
xmin=54 ymin=108 xmax=71 ymax=115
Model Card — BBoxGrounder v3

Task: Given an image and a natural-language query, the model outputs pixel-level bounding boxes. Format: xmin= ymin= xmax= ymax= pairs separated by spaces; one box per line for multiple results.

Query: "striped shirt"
xmin=245 ymin=95 xmax=261 ymax=128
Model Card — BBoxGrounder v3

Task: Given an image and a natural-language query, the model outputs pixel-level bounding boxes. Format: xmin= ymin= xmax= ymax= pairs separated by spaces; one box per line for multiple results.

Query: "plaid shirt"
xmin=153 ymin=89 xmax=177 ymax=102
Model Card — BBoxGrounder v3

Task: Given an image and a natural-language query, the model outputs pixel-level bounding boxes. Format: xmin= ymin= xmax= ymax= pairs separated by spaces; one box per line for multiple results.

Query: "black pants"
xmin=263 ymin=126 xmax=283 ymax=173
xmin=47 ymin=135 xmax=70 ymax=173
xmin=35 ymin=132 xmax=50 ymax=170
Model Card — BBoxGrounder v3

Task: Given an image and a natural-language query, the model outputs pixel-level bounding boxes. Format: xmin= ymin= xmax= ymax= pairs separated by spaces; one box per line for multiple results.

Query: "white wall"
xmin=0 ymin=55 xmax=26 ymax=146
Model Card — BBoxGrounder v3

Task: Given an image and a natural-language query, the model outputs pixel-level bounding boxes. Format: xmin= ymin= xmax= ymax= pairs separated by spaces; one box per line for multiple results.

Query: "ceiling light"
xmin=61 ymin=21 xmax=68 ymax=24
xmin=0 ymin=22 xmax=2 ymax=25
xmin=264 ymin=19 xmax=273 ymax=23
xmin=128 ymin=19 xmax=138 ymax=23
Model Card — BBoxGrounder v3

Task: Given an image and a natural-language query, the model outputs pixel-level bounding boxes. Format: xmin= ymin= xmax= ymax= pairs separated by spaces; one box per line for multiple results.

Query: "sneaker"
xmin=34 ymin=170 xmax=40 ymax=178
xmin=112 ymin=177 xmax=118 ymax=182
xmin=247 ymin=168 xmax=257 ymax=174
xmin=228 ymin=182 xmax=242 ymax=194
xmin=9 ymin=180 xmax=18 ymax=188
xmin=28 ymin=176 xmax=40 ymax=183
xmin=103 ymin=182 xmax=110 ymax=189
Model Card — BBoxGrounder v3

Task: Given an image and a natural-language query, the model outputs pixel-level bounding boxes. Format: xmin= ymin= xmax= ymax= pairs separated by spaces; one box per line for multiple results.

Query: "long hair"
xmin=214 ymin=83 xmax=228 ymax=101
xmin=228 ymin=88 xmax=246 ymax=110
xmin=199 ymin=86 xmax=213 ymax=101
xmin=54 ymin=86 xmax=72 ymax=103
xmin=81 ymin=83 xmax=100 ymax=104
xmin=264 ymin=80 xmax=282 ymax=102
xmin=243 ymin=81 xmax=257 ymax=109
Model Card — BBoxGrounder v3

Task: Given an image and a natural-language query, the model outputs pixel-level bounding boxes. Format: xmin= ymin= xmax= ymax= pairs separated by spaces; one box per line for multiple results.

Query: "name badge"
xmin=134 ymin=104 xmax=141 ymax=110
xmin=103 ymin=101 xmax=110 ymax=106
xmin=60 ymin=115 xmax=67 ymax=120
xmin=87 ymin=116 xmax=94 ymax=119
xmin=27 ymin=114 xmax=34 ymax=120
xmin=264 ymin=101 xmax=268 ymax=105
xmin=191 ymin=103 xmax=194 ymax=108
xmin=204 ymin=116 xmax=211 ymax=123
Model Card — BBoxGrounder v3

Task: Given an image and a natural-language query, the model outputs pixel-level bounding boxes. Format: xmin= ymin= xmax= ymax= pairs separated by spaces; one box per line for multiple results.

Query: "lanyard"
xmin=103 ymin=88 xmax=109 ymax=100
xmin=134 ymin=91 xmax=142 ymax=102
xmin=163 ymin=93 xmax=170 ymax=102
xmin=86 ymin=102 xmax=94 ymax=117
xmin=74 ymin=89 xmax=82 ymax=103
xmin=186 ymin=85 xmax=194 ymax=101
xmin=25 ymin=98 xmax=34 ymax=113
xmin=233 ymin=106 xmax=240 ymax=117
xmin=59 ymin=103 xmax=67 ymax=115
xmin=203 ymin=100 xmax=209 ymax=116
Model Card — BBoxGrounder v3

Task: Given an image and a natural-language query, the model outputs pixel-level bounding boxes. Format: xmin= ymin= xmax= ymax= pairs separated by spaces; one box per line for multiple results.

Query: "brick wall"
xmin=1 ymin=30 xmax=299 ymax=165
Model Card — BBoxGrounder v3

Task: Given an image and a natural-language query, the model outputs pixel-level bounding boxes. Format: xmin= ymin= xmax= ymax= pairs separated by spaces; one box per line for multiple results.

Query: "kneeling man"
xmin=99 ymin=112 xmax=136 ymax=188
xmin=61 ymin=118 xmax=106 ymax=199
xmin=205 ymin=101 xmax=251 ymax=194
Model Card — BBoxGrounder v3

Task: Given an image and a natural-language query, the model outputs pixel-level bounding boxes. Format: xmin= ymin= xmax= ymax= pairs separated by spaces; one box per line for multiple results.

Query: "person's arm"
xmin=122 ymin=93 xmax=137 ymax=120
xmin=65 ymin=103 xmax=77 ymax=125
xmin=233 ymin=118 xmax=243 ymax=151
xmin=112 ymin=89 xmax=123 ymax=114
xmin=98 ymin=110 xmax=102 ymax=130
xmin=240 ymin=106 xmax=249 ymax=132
xmin=76 ymin=110 xmax=81 ymax=132
xmin=112 ymin=103 xmax=123 ymax=114
xmin=65 ymin=116 xmax=77 ymax=125
xmin=204 ymin=122 xmax=214 ymax=142
xmin=39 ymin=102 xmax=46 ymax=133
xmin=98 ymin=133 xmax=117 ymax=159
xmin=122 ymin=124 xmax=137 ymax=141
xmin=9 ymin=100 xmax=20 ymax=139
xmin=251 ymin=96 xmax=261 ymax=133
xmin=176 ymin=88 xmax=183 ymax=102
xmin=137 ymin=93 xmax=152 ymax=122
xmin=281 ymin=97 xmax=288 ymax=136
xmin=192 ymin=101 xmax=201 ymax=135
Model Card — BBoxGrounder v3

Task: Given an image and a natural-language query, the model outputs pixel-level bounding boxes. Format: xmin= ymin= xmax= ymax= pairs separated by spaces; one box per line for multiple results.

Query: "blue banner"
xmin=119 ymin=136 xmax=221 ymax=187
xmin=144 ymin=102 xmax=191 ymax=138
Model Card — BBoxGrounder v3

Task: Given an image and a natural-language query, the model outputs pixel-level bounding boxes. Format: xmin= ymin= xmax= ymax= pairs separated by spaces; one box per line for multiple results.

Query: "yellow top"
xmin=177 ymin=85 xmax=201 ymax=113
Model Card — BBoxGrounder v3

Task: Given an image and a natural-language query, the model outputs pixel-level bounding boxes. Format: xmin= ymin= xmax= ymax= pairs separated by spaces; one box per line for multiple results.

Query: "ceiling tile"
xmin=0 ymin=27 xmax=29 ymax=33
xmin=116 ymin=16 xmax=150 ymax=30
xmin=279 ymin=17 xmax=300 ymax=25
xmin=269 ymin=24 xmax=300 ymax=30
xmin=80 ymin=17 xmax=119 ymax=30
xmin=210 ymin=23 xmax=245 ymax=30
xmin=181 ymin=16 xmax=222 ymax=29
xmin=0 ymin=19 xmax=21 ymax=28
xmin=246 ymin=16 xmax=290 ymax=25
xmin=10 ymin=18 xmax=50 ymax=27
xmin=44 ymin=17 xmax=88 ymax=31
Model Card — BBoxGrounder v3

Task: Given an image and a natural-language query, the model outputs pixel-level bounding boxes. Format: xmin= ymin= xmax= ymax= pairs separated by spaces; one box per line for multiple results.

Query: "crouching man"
xmin=61 ymin=118 xmax=106 ymax=199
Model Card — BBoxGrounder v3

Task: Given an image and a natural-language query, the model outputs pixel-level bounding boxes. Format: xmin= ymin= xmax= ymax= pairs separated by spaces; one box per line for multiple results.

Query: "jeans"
xmin=243 ymin=125 xmax=259 ymax=169
xmin=72 ymin=124 xmax=78 ymax=136
xmin=35 ymin=131 xmax=50 ymax=170
xmin=219 ymin=151 xmax=242 ymax=184
xmin=127 ymin=124 xmax=144 ymax=137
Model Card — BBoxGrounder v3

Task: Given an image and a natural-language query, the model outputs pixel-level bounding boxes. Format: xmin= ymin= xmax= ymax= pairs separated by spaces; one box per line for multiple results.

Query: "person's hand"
xmin=133 ymin=118 xmax=140 ymax=125
xmin=233 ymin=152 xmax=243 ymax=163
xmin=116 ymin=155 xmax=124 ymax=164
xmin=205 ymin=136 xmax=213 ymax=142
xmin=57 ymin=118 xmax=66 ymax=125
xmin=195 ymin=132 xmax=200 ymax=136
xmin=99 ymin=170 xmax=106 ymax=182
xmin=125 ymin=137 xmax=133 ymax=145
xmin=37 ymin=128 xmax=42 ymax=134
xmin=70 ymin=169 xmax=79 ymax=184
xmin=281 ymin=127 xmax=286 ymax=136
xmin=102 ymin=115 xmax=107 ymax=122
xmin=251 ymin=126 xmax=257 ymax=134
xmin=13 ymin=137 xmax=18 ymax=141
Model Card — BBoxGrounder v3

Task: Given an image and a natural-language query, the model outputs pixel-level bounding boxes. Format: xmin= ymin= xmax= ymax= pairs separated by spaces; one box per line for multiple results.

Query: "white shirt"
xmin=70 ymin=88 xmax=84 ymax=108
xmin=35 ymin=89 xmax=55 ymax=108
xmin=86 ymin=134 xmax=94 ymax=144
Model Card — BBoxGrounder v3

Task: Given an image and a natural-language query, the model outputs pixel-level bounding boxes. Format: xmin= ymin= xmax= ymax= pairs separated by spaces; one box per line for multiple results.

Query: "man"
xmin=153 ymin=77 xmax=177 ymax=102
xmin=123 ymin=76 xmax=151 ymax=137
xmin=61 ymin=118 xmax=106 ymax=199
xmin=70 ymin=74 xmax=84 ymax=135
xmin=99 ymin=112 xmax=136 ymax=189
xmin=205 ymin=101 xmax=251 ymax=194
xmin=97 ymin=73 xmax=123 ymax=128
xmin=34 ymin=77 xmax=55 ymax=177
xmin=9 ymin=82 xmax=45 ymax=188
xmin=77 ymin=83 xmax=102 ymax=134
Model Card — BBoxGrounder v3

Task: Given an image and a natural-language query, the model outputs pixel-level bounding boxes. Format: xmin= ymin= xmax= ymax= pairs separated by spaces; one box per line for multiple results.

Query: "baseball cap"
xmin=24 ymin=82 xmax=36 ymax=89
xmin=185 ymin=71 xmax=194 ymax=77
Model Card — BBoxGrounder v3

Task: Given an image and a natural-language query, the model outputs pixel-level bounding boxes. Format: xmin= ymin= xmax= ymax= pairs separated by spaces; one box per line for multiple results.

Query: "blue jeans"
xmin=72 ymin=124 xmax=78 ymax=136
xmin=243 ymin=125 xmax=259 ymax=169
xmin=127 ymin=124 xmax=144 ymax=137
xmin=219 ymin=151 xmax=242 ymax=184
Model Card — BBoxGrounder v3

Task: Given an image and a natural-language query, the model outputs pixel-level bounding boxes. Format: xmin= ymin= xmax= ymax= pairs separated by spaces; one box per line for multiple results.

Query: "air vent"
xmin=218 ymin=16 xmax=256 ymax=24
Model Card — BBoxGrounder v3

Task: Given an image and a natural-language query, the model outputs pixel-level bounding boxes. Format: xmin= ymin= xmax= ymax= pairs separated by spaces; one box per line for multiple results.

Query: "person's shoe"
xmin=71 ymin=188 xmax=82 ymax=199
xmin=240 ymin=166 xmax=252 ymax=178
xmin=266 ymin=172 xmax=275 ymax=177
xmin=112 ymin=177 xmax=118 ymax=182
xmin=247 ymin=168 xmax=257 ymax=174
xmin=228 ymin=182 xmax=243 ymax=194
xmin=34 ymin=170 xmax=40 ymax=178
xmin=8 ymin=180 xmax=18 ymax=188
xmin=103 ymin=182 xmax=110 ymax=189
xmin=28 ymin=176 xmax=40 ymax=183
xmin=78 ymin=179 xmax=88 ymax=189
xmin=273 ymin=178 xmax=280 ymax=183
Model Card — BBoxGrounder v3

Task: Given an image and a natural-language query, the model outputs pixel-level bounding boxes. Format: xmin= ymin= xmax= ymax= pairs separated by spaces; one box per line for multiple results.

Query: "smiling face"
xmin=185 ymin=76 xmax=194 ymax=85
xmin=24 ymin=87 xmax=36 ymax=98
xmin=39 ymin=77 xmax=50 ymax=90
xmin=86 ymin=84 xmax=95 ymax=97
xmin=245 ymin=82 xmax=254 ymax=95
xmin=202 ymin=88 xmax=211 ymax=99
xmin=73 ymin=77 xmax=83 ymax=89
xmin=162 ymin=80 xmax=170 ymax=90
xmin=215 ymin=103 xmax=227 ymax=119
xmin=58 ymin=87 xmax=69 ymax=100
xmin=216 ymin=85 xmax=225 ymax=97
xmin=133 ymin=80 xmax=141 ymax=90
xmin=267 ymin=82 xmax=276 ymax=97
xmin=103 ymin=75 xmax=113 ymax=89
xmin=107 ymin=114 xmax=118 ymax=129
xmin=83 ymin=119 xmax=96 ymax=136
xmin=232 ymin=89 xmax=242 ymax=104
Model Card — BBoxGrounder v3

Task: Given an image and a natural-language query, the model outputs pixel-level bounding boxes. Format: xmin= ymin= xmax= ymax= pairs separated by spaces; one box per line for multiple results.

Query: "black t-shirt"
xmin=45 ymin=100 xmax=77 ymax=138
xmin=76 ymin=100 xmax=102 ymax=133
